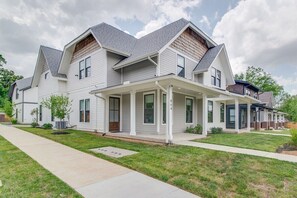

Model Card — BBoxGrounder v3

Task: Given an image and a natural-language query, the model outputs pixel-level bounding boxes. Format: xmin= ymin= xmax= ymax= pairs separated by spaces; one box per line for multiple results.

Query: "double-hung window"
xmin=16 ymin=88 xmax=19 ymax=99
xmin=177 ymin=55 xmax=185 ymax=77
xmin=79 ymin=100 xmax=85 ymax=122
xmin=208 ymin=101 xmax=213 ymax=123
xmin=79 ymin=60 xmax=85 ymax=79
xmin=85 ymin=99 xmax=90 ymax=122
xmin=162 ymin=94 xmax=166 ymax=124
xmin=39 ymin=105 xmax=42 ymax=121
xmin=230 ymin=108 xmax=235 ymax=123
xmin=79 ymin=57 xmax=91 ymax=79
xmin=144 ymin=94 xmax=154 ymax=124
xmin=186 ymin=98 xmax=193 ymax=123
xmin=211 ymin=67 xmax=221 ymax=87
xmin=220 ymin=103 xmax=224 ymax=122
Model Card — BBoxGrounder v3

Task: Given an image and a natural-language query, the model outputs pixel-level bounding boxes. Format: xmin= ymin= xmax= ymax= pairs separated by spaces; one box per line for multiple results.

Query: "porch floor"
xmin=104 ymin=131 xmax=206 ymax=144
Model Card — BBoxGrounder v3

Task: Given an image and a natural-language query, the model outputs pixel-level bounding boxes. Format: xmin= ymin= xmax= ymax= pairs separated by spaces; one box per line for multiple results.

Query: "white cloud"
xmin=212 ymin=0 xmax=297 ymax=93
xmin=135 ymin=0 xmax=201 ymax=38
xmin=199 ymin=15 xmax=211 ymax=29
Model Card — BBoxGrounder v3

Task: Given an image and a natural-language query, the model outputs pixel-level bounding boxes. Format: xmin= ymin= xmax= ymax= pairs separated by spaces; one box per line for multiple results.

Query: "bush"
xmin=42 ymin=123 xmax=53 ymax=129
xmin=11 ymin=119 xmax=17 ymax=124
xmin=31 ymin=122 xmax=39 ymax=128
xmin=186 ymin=124 xmax=203 ymax=134
xmin=211 ymin=127 xmax=223 ymax=134
xmin=291 ymin=129 xmax=297 ymax=146
xmin=4 ymin=99 xmax=13 ymax=118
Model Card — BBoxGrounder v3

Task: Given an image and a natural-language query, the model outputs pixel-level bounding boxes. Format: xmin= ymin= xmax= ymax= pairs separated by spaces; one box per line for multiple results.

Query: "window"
xmin=39 ymin=105 xmax=42 ymax=121
xmin=51 ymin=111 xmax=54 ymax=122
xmin=79 ymin=60 xmax=85 ymax=79
xmin=79 ymin=100 xmax=85 ymax=122
xmin=162 ymin=94 xmax=166 ymax=124
xmin=211 ymin=67 xmax=221 ymax=87
xmin=45 ymin=72 xmax=49 ymax=79
xmin=85 ymin=99 xmax=90 ymax=122
xmin=220 ymin=103 xmax=224 ymax=122
xmin=16 ymin=109 xmax=18 ymax=120
xmin=79 ymin=57 xmax=91 ymax=79
xmin=144 ymin=94 xmax=154 ymax=124
xmin=177 ymin=55 xmax=185 ymax=77
xmin=230 ymin=109 xmax=235 ymax=123
xmin=85 ymin=57 xmax=91 ymax=77
xmin=186 ymin=98 xmax=193 ymax=123
xmin=208 ymin=101 xmax=213 ymax=123
xmin=16 ymin=88 xmax=19 ymax=99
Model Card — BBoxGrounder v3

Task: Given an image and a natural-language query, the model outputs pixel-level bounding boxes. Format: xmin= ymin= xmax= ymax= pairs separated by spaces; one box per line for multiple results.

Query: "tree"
xmin=42 ymin=95 xmax=72 ymax=129
xmin=3 ymin=99 xmax=13 ymax=118
xmin=280 ymin=96 xmax=297 ymax=122
xmin=0 ymin=54 xmax=6 ymax=67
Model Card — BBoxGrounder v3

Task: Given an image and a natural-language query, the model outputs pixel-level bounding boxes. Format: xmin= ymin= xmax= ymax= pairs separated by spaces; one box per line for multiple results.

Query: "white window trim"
xmin=79 ymin=56 xmax=92 ymax=80
xmin=161 ymin=92 xmax=166 ymax=125
xmin=143 ymin=91 xmax=156 ymax=125
xmin=185 ymin=96 xmax=194 ymax=125
xmin=79 ymin=99 xmax=91 ymax=123
xmin=210 ymin=67 xmax=221 ymax=88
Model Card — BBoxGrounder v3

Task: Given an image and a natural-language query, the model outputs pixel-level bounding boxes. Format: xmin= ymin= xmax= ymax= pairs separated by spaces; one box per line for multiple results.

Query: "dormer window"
xmin=177 ymin=55 xmax=185 ymax=78
xmin=245 ymin=89 xmax=251 ymax=96
xmin=211 ymin=67 xmax=221 ymax=87
xmin=16 ymin=88 xmax=19 ymax=99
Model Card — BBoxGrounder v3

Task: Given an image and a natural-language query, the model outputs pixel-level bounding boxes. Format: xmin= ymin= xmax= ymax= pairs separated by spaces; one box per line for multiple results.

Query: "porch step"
xmin=95 ymin=132 xmax=165 ymax=145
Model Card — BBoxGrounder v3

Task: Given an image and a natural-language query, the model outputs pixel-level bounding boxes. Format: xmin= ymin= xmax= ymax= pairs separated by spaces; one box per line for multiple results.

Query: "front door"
xmin=109 ymin=97 xmax=120 ymax=132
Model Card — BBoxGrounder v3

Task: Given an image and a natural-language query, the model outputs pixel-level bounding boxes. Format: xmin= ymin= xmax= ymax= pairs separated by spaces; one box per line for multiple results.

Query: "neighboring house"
xmin=227 ymin=81 xmax=286 ymax=130
xmin=9 ymin=77 xmax=38 ymax=123
xmin=28 ymin=18 xmax=261 ymax=143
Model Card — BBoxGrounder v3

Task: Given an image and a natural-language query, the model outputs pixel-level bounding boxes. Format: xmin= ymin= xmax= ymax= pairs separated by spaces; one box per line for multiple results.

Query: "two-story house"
xmin=26 ymin=18 xmax=261 ymax=143
xmin=9 ymin=77 xmax=38 ymax=123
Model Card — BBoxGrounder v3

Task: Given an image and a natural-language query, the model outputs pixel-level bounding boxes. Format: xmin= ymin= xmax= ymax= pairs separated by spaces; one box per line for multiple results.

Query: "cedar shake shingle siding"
xmin=170 ymin=28 xmax=208 ymax=61
xmin=227 ymin=84 xmax=244 ymax=95
xmin=71 ymin=34 xmax=101 ymax=63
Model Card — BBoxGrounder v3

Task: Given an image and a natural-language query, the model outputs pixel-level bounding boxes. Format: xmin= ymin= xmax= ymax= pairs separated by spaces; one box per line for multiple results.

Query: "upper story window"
xmin=79 ymin=57 xmax=91 ymax=79
xmin=253 ymin=92 xmax=258 ymax=99
xmin=211 ymin=67 xmax=221 ymax=87
xmin=16 ymin=88 xmax=19 ymax=99
xmin=177 ymin=55 xmax=185 ymax=78
xmin=45 ymin=72 xmax=49 ymax=79
xmin=245 ymin=89 xmax=251 ymax=96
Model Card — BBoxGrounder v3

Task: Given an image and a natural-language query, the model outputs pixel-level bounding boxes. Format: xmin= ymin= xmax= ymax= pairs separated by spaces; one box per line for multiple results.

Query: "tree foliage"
xmin=280 ymin=96 xmax=297 ymax=122
xmin=41 ymin=95 xmax=72 ymax=121
xmin=0 ymin=54 xmax=23 ymax=107
xmin=3 ymin=99 xmax=13 ymax=118
xmin=234 ymin=66 xmax=284 ymax=97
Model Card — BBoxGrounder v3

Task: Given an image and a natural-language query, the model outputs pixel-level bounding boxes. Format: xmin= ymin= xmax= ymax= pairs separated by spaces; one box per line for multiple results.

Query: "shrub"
xmin=186 ymin=124 xmax=203 ymax=134
xmin=4 ymin=99 xmax=13 ymax=118
xmin=11 ymin=119 xmax=17 ymax=124
xmin=31 ymin=122 xmax=39 ymax=128
xmin=42 ymin=123 xmax=53 ymax=129
xmin=211 ymin=127 xmax=223 ymax=134
xmin=291 ymin=129 xmax=297 ymax=146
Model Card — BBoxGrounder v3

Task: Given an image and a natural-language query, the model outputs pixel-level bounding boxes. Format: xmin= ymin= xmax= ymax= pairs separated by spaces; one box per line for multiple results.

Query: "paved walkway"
xmin=249 ymin=131 xmax=291 ymax=137
xmin=177 ymin=141 xmax=297 ymax=163
xmin=0 ymin=125 xmax=197 ymax=198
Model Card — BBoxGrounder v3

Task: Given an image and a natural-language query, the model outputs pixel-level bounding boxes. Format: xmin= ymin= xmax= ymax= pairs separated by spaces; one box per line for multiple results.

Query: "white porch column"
xmin=130 ymin=90 xmax=136 ymax=136
xmin=166 ymin=85 xmax=173 ymax=143
xmin=156 ymin=88 xmax=160 ymax=133
xmin=235 ymin=99 xmax=239 ymax=133
xmin=202 ymin=93 xmax=208 ymax=136
xmin=105 ymin=95 xmax=109 ymax=133
xmin=247 ymin=102 xmax=251 ymax=132
xmin=274 ymin=113 xmax=277 ymax=129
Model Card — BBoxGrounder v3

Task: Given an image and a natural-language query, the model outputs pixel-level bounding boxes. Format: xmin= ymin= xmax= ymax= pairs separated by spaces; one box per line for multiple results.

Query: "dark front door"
xmin=109 ymin=97 xmax=120 ymax=132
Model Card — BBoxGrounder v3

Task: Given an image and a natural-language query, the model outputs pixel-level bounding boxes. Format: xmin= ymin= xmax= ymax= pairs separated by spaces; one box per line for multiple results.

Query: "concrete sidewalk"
xmin=249 ymin=131 xmax=291 ymax=137
xmin=0 ymin=125 xmax=197 ymax=198
xmin=178 ymin=141 xmax=297 ymax=163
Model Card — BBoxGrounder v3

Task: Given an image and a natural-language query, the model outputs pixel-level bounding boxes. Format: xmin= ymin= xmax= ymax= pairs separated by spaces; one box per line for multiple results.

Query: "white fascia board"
xmin=221 ymin=47 xmax=235 ymax=85
xmin=189 ymin=23 xmax=217 ymax=47
xmin=31 ymin=48 xmax=43 ymax=87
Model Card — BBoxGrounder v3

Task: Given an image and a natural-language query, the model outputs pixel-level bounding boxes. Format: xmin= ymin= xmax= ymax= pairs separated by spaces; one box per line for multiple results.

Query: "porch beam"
xmin=130 ymin=90 xmax=136 ymax=135
xmin=209 ymin=97 xmax=234 ymax=102
xmin=235 ymin=99 xmax=239 ymax=133
xmin=247 ymin=102 xmax=251 ymax=132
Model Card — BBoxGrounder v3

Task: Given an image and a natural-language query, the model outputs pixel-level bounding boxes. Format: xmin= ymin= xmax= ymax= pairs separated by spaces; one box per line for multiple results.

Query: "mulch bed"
xmin=51 ymin=131 xmax=70 ymax=135
xmin=276 ymin=143 xmax=297 ymax=156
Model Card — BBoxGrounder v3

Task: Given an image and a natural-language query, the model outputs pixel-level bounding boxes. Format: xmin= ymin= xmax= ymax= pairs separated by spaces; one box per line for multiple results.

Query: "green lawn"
xmin=18 ymin=127 xmax=297 ymax=198
xmin=0 ymin=136 xmax=81 ymax=197
xmin=252 ymin=130 xmax=292 ymax=135
xmin=195 ymin=133 xmax=291 ymax=152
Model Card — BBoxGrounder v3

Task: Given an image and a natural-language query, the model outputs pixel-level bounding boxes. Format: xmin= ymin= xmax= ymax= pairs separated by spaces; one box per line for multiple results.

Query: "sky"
xmin=0 ymin=0 xmax=297 ymax=94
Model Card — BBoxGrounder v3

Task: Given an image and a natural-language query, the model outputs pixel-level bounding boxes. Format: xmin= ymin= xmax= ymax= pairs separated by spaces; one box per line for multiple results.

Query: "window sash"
xmin=230 ymin=109 xmax=235 ymax=123
xmin=85 ymin=57 xmax=91 ymax=77
xmin=39 ymin=105 xmax=42 ymax=121
xmin=144 ymin=94 xmax=154 ymax=124
xmin=216 ymin=70 xmax=221 ymax=87
xmin=79 ymin=100 xmax=85 ymax=122
xmin=79 ymin=60 xmax=85 ymax=79
xmin=211 ymin=67 xmax=221 ymax=87
xmin=162 ymin=94 xmax=166 ymax=124
xmin=208 ymin=101 xmax=213 ymax=123
xmin=186 ymin=98 xmax=193 ymax=123
xmin=85 ymin=99 xmax=90 ymax=122
xmin=16 ymin=88 xmax=19 ymax=99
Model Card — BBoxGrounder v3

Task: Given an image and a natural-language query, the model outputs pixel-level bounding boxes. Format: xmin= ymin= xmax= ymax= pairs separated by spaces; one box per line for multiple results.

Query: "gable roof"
xmin=90 ymin=23 xmax=137 ymax=56
xmin=113 ymin=18 xmax=190 ymax=69
xmin=8 ymin=77 xmax=33 ymax=98
xmin=193 ymin=44 xmax=224 ymax=73
xmin=40 ymin=46 xmax=66 ymax=78
xmin=259 ymin=91 xmax=274 ymax=107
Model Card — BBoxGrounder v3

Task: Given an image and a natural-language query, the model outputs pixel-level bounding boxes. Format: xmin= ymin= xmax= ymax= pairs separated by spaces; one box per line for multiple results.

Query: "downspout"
xmin=93 ymin=93 xmax=106 ymax=133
